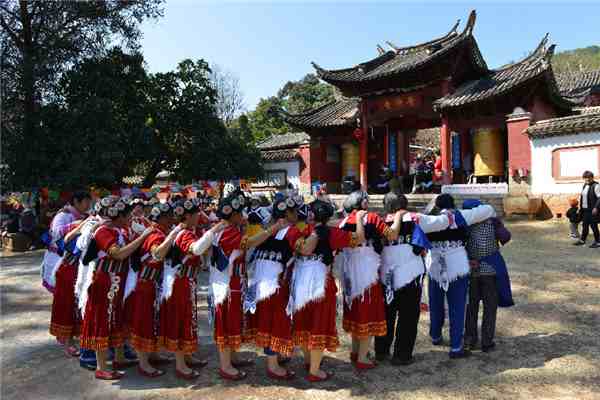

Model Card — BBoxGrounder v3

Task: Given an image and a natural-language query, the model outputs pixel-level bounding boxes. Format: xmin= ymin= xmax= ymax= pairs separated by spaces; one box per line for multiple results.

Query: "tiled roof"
xmin=526 ymin=108 xmax=600 ymax=138
xmin=282 ymin=97 xmax=359 ymax=130
xmin=555 ymin=69 xmax=600 ymax=104
xmin=435 ymin=35 xmax=572 ymax=111
xmin=261 ymin=149 xmax=300 ymax=162
xmin=312 ymin=11 xmax=486 ymax=86
xmin=256 ymin=132 xmax=310 ymax=150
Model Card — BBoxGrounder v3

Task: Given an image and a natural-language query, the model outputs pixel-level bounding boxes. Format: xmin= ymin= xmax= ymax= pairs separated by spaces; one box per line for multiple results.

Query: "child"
xmin=566 ymin=198 xmax=581 ymax=239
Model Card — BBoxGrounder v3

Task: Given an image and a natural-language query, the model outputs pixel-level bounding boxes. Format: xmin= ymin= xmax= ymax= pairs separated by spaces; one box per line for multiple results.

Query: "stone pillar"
xmin=506 ymin=108 xmax=533 ymax=195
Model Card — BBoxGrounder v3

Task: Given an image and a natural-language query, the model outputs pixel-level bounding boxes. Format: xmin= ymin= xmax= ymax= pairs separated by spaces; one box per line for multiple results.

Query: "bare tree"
xmin=210 ymin=64 xmax=245 ymax=126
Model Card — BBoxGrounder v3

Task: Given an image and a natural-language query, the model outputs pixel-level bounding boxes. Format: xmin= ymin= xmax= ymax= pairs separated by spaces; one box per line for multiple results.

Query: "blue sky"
xmin=140 ymin=1 xmax=600 ymax=111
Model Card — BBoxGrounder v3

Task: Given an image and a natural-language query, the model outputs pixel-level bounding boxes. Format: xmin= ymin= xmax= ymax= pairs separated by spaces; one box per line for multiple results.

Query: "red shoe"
xmin=112 ymin=360 xmax=138 ymax=369
xmin=267 ymin=368 xmax=295 ymax=381
xmin=219 ymin=369 xmax=247 ymax=381
xmin=175 ymin=369 xmax=201 ymax=380
xmin=186 ymin=359 xmax=208 ymax=369
xmin=355 ymin=361 xmax=377 ymax=371
xmin=306 ymin=371 xmax=334 ymax=383
xmin=137 ymin=366 xmax=165 ymax=378
xmin=232 ymin=359 xmax=255 ymax=368
xmin=64 ymin=345 xmax=80 ymax=358
xmin=95 ymin=370 xmax=125 ymax=380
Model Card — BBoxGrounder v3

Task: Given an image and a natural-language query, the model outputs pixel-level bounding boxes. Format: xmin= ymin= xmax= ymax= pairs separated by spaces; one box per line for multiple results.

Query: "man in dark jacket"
xmin=574 ymin=171 xmax=600 ymax=248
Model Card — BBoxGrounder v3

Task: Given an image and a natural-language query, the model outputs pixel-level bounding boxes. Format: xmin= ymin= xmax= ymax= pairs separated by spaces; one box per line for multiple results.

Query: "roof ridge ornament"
xmin=376 ymin=44 xmax=386 ymax=55
xmin=464 ymin=10 xmax=476 ymax=36
xmin=450 ymin=19 xmax=461 ymax=34
xmin=386 ymin=41 xmax=400 ymax=52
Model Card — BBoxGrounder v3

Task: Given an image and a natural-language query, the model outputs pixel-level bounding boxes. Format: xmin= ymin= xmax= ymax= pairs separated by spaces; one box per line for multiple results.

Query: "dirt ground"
xmin=1 ymin=219 xmax=599 ymax=400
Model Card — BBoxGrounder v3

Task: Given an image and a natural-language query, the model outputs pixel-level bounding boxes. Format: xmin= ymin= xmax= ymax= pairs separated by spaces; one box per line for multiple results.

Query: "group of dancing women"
xmin=42 ymin=187 xmax=498 ymax=383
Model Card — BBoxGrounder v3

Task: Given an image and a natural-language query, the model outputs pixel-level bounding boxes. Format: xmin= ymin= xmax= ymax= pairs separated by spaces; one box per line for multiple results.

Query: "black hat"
xmin=95 ymin=196 xmax=130 ymax=219
xmin=311 ymin=200 xmax=334 ymax=223
xmin=217 ymin=195 xmax=244 ymax=220
xmin=272 ymin=196 xmax=300 ymax=220
xmin=173 ymin=198 xmax=201 ymax=217
xmin=149 ymin=202 xmax=172 ymax=221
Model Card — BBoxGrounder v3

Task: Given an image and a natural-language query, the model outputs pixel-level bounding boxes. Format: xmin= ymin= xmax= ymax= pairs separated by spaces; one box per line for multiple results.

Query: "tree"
xmin=278 ymin=73 xmax=335 ymax=114
xmin=243 ymin=73 xmax=336 ymax=142
xmin=146 ymin=59 xmax=262 ymax=183
xmin=209 ymin=64 xmax=245 ymax=126
xmin=246 ymin=96 xmax=289 ymax=142
xmin=552 ymin=46 xmax=600 ymax=73
xmin=53 ymin=48 xmax=153 ymax=187
xmin=0 ymin=0 xmax=164 ymax=188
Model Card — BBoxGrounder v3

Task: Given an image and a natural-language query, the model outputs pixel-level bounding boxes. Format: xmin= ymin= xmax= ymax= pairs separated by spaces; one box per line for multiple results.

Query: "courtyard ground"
xmin=1 ymin=219 xmax=599 ymax=400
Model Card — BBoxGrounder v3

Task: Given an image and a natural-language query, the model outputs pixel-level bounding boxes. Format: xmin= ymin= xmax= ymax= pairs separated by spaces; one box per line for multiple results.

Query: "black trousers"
xmin=581 ymin=209 xmax=600 ymax=243
xmin=465 ymin=274 xmax=498 ymax=348
xmin=374 ymin=279 xmax=422 ymax=361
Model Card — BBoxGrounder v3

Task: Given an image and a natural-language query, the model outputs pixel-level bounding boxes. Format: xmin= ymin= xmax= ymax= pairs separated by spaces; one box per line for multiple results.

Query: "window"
xmin=254 ymin=170 xmax=288 ymax=188
xmin=552 ymin=145 xmax=600 ymax=182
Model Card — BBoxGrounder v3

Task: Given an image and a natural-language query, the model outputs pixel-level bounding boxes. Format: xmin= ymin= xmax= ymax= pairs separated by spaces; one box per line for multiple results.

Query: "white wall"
xmin=263 ymin=160 xmax=300 ymax=189
xmin=531 ymin=131 xmax=600 ymax=194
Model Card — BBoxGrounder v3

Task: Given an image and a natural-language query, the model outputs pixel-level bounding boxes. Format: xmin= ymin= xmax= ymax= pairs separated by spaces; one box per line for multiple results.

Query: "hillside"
xmin=552 ymin=45 xmax=600 ymax=73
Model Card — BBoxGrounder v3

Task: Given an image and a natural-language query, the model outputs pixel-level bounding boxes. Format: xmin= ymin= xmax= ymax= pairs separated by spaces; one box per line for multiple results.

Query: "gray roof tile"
xmin=256 ymin=132 xmax=310 ymax=150
xmin=526 ymin=108 xmax=600 ymax=138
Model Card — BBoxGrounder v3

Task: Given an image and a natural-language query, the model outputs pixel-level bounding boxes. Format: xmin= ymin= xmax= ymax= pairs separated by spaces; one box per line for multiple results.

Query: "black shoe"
xmin=481 ymin=342 xmax=496 ymax=353
xmin=590 ymin=242 xmax=600 ymax=248
xmin=449 ymin=349 xmax=471 ymax=359
xmin=573 ymin=240 xmax=586 ymax=246
xmin=375 ymin=353 xmax=389 ymax=362
xmin=432 ymin=338 xmax=444 ymax=346
xmin=390 ymin=356 xmax=414 ymax=366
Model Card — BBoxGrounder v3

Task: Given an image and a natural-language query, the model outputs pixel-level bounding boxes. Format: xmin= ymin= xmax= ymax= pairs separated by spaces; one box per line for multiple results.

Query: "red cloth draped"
xmin=213 ymin=225 xmax=249 ymax=351
xmin=49 ymin=259 xmax=80 ymax=340
xmin=80 ymin=226 xmax=128 ymax=351
xmin=158 ymin=228 xmax=199 ymax=353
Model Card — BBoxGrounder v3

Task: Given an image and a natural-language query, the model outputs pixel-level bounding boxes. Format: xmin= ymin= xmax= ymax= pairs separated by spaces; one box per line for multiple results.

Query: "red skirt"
xmin=129 ymin=279 xmax=160 ymax=353
xmin=80 ymin=269 xmax=127 ymax=351
xmin=247 ymin=280 xmax=294 ymax=356
xmin=159 ymin=276 xmax=197 ymax=353
xmin=49 ymin=259 xmax=80 ymax=340
xmin=342 ymin=283 xmax=387 ymax=339
xmin=292 ymin=273 xmax=339 ymax=352
xmin=213 ymin=276 xmax=248 ymax=351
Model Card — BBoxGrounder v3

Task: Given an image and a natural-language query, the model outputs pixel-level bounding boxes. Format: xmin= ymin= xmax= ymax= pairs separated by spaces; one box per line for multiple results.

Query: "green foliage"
xmin=278 ymin=73 xmax=336 ymax=114
xmin=552 ymin=46 xmax=600 ymax=74
xmin=246 ymin=97 xmax=290 ymax=142
xmin=0 ymin=0 xmax=165 ymax=189
xmin=242 ymin=73 xmax=336 ymax=143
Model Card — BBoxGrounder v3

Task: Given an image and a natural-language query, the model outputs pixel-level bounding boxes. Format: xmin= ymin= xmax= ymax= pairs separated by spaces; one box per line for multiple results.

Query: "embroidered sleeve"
xmin=220 ymin=226 xmax=242 ymax=255
xmin=240 ymin=235 xmax=250 ymax=251
xmin=330 ymin=227 xmax=354 ymax=249
xmin=175 ymin=230 xmax=198 ymax=254
xmin=368 ymin=212 xmax=391 ymax=238
xmin=95 ymin=226 xmax=118 ymax=252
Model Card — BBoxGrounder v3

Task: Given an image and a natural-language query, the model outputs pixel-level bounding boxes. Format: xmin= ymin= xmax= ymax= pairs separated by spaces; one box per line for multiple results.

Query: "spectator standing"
xmin=574 ymin=171 xmax=600 ymax=248
xmin=566 ymin=198 xmax=581 ymax=239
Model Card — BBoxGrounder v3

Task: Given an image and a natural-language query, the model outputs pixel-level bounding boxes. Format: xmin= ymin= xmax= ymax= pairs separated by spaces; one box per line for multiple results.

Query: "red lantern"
xmin=353 ymin=128 xmax=365 ymax=142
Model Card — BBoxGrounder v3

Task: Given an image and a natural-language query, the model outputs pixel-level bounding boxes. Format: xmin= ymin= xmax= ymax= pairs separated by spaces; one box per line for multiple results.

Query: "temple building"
xmin=281 ymin=10 xmax=600 ymax=216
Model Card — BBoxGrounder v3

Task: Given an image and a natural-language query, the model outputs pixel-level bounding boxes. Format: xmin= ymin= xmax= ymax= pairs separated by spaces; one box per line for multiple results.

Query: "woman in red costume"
xmin=293 ymin=200 xmax=366 ymax=381
xmin=158 ymin=198 xmax=225 ymax=380
xmin=128 ymin=202 xmax=179 ymax=378
xmin=338 ymin=190 xmax=402 ymax=370
xmin=245 ymin=196 xmax=303 ymax=380
xmin=79 ymin=196 xmax=153 ymax=380
xmin=49 ymin=215 xmax=94 ymax=356
xmin=210 ymin=194 xmax=286 ymax=380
